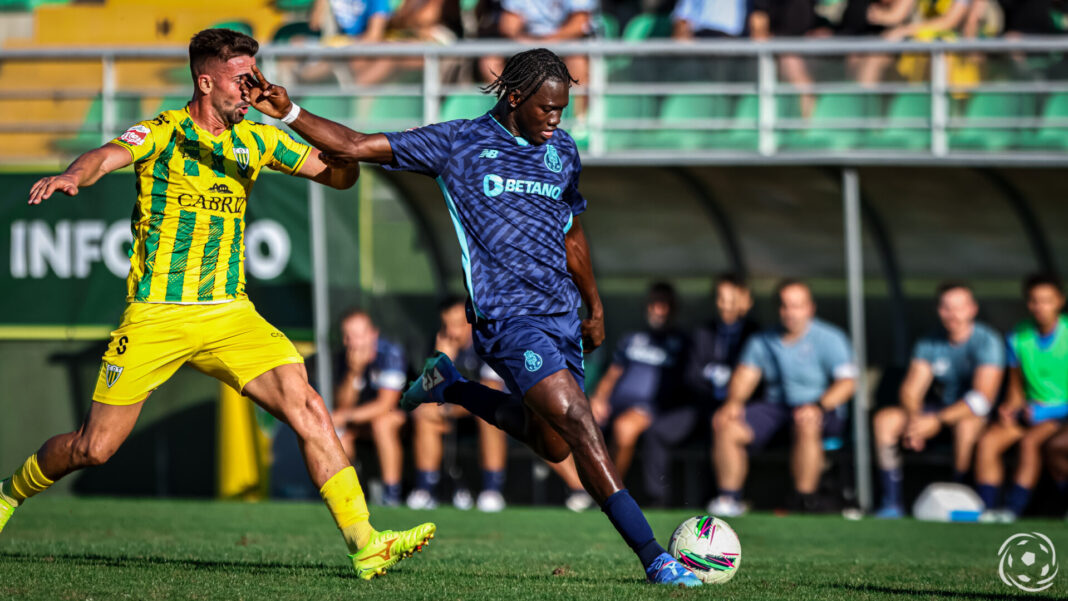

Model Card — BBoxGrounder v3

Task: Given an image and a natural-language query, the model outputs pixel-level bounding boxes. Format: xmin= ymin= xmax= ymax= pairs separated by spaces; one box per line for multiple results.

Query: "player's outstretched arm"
xmin=565 ymin=217 xmax=605 ymax=351
xmin=246 ymin=66 xmax=394 ymax=165
xmin=28 ymin=144 xmax=132 ymax=205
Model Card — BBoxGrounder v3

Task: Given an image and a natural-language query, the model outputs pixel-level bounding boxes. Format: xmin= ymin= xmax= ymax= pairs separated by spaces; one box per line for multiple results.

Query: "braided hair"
xmin=482 ymin=48 xmax=577 ymax=102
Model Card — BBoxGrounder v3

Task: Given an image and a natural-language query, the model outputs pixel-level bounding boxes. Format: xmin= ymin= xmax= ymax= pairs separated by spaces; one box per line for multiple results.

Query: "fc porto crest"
xmin=524 ymin=350 xmax=543 ymax=372
xmin=103 ymin=361 xmax=124 ymax=388
xmin=234 ymin=147 xmax=250 ymax=170
xmin=543 ymin=144 xmax=562 ymax=173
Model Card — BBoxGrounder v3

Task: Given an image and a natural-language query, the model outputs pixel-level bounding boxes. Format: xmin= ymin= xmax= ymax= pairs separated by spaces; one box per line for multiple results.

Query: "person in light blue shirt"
xmin=672 ymin=0 xmax=750 ymax=37
xmin=710 ymin=279 xmax=857 ymax=515
xmin=871 ymin=283 xmax=1004 ymax=519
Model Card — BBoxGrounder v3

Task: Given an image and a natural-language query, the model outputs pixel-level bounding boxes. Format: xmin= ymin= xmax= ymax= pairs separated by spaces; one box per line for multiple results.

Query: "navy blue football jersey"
xmin=383 ymin=113 xmax=586 ymax=320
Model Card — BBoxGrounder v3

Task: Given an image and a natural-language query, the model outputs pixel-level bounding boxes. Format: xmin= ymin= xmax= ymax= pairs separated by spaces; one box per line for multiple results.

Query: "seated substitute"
xmin=710 ymin=279 xmax=857 ymax=516
xmin=975 ymin=273 xmax=1068 ymax=522
xmin=408 ymin=297 xmax=510 ymax=512
xmin=872 ymin=282 xmax=1004 ymax=519
xmin=331 ymin=309 xmax=409 ymax=506
xmin=682 ymin=274 xmax=760 ymax=507
xmin=589 ymin=282 xmax=687 ymax=501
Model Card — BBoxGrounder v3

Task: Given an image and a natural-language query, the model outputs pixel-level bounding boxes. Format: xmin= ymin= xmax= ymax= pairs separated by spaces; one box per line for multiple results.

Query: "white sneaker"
xmin=707 ymin=495 xmax=747 ymax=517
xmin=565 ymin=491 xmax=595 ymax=513
xmin=477 ymin=490 xmax=506 ymax=513
xmin=453 ymin=488 xmax=474 ymax=510
xmin=405 ymin=488 xmax=437 ymax=510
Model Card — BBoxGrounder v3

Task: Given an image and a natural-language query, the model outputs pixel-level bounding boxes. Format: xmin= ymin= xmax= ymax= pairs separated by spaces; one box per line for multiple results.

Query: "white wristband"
xmin=964 ymin=390 xmax=992 ymax=417
xmin=281 ymin=102 xmax=301 ymax=125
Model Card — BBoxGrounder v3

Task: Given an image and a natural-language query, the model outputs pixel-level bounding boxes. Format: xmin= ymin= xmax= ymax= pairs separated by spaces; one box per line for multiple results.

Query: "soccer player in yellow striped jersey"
xmin=1 ymin=28 xmax=435 ymax=581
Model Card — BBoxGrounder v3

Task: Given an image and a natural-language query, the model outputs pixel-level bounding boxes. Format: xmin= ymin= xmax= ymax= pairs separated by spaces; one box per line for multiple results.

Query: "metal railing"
xmin=4 ymin=37 xmax=1068 ymax=165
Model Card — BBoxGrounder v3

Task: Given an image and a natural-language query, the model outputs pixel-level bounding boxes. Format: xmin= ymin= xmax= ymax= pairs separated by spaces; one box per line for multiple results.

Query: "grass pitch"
xmin=0 ymin=497 xmax=1065 ymax=600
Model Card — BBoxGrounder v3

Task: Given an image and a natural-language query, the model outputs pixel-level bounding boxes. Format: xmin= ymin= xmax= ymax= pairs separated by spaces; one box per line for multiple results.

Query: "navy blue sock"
xmin=482 ymin=469 xmax=505 ymax=493
xmin=951 ymin=470 xmax=967 ymax=484
xmin=878 ymin=468 xmax=903 ymax=509
xmin=720 ymin=489 xmax=742 ymax=502
xmin=415 ymin=470 xmax=440 ymax=494
xmin=976 ymin=484 xmax=999 ymax=509
xmin=601 ymin=489 xmax=666 ymax=569
xmin=1006 ymin=484 xmax=1032 ymax=516
xmin=443 ymin=381 xmax=517 ymax=428
xmin=383 ymin=482 xmax=402 ymax=505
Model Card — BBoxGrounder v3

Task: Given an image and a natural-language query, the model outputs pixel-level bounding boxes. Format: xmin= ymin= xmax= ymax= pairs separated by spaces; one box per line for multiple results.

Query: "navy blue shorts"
xmin=745 ymin=401 xmax=846 ymax=452
xmin=472 ymin=312 xmax=585 ymax=398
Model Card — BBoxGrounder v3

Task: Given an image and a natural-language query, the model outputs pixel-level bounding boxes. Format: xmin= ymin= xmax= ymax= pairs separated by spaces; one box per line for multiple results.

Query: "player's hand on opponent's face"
xmin=580 ymin=314 xmax=604 ymax=352
xmin=244 ymin=65 xmax=293 ymax=119
xmin=28 ymin=174 xmax=79 ymax=204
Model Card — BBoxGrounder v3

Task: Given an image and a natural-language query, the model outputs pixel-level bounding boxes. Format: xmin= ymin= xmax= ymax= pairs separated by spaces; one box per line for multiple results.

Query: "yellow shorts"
xmin=92 ymin=299 xmax=304 ymax=405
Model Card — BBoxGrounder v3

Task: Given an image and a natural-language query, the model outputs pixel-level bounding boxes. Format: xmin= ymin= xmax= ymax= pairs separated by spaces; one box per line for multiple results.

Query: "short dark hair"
xmin=482 ymin=48 xmax=577 ymax=102
xmin=647 ymin=281 xmax=677 ymax=312
xmin=437 ymin=294 xmax=466 ymax=314
xmin=775 ymin=278 xmax=810 ymax=303
xmin=936 ymin=280 xmax=973 ymax=301
xmin=189 ymin=28 xmax=259 ymax=82
xmin=714 ymin=272 xmax=748 ymax=292
xmin=339 ymin=307 xmax=370 ymax=324
xmin=1023 ymin=272 xmax=1064 ymax=297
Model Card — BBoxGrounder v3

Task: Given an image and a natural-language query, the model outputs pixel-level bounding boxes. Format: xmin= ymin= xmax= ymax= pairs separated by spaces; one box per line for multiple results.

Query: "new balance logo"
xmin=479 ymin=149 xmax=499 ymax=159
xmin=208 ymin=183 xmax=233 ymax=194
xmin=421 ymin=368 xmax=444 ymax=391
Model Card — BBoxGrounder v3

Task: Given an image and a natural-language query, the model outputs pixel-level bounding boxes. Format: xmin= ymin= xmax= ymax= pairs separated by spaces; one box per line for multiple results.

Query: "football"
xmin=668 ymin=515 xmax=742 ymax=584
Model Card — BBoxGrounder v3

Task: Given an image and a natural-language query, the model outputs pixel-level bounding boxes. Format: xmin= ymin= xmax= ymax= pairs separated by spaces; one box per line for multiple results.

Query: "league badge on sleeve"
xmin=119 ymin=125 xmax=150 ymax=146
xmin=544 ymin=144 xmax=562 ymax=173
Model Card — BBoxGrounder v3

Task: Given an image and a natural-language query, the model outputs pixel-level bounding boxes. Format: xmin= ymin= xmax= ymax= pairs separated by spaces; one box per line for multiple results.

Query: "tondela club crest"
xmin=234 ymin=147 xmax=250 ymax=170
xmin=544 ymin=144 xmax=562 ymax=173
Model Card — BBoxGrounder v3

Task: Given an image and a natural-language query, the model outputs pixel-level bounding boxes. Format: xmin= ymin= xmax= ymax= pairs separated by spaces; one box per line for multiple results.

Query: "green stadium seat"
xmin=275 ymin=0 xmax=315 ymax=10
xmin=54 ymin=95 xmax=143 ymax=154
xmin=655 ymin=94 xmax=731 ymax=150
xmin=621 ymin=13 xmax=672 ymax=41
xmin=950 ymin=92 xmax=1036 ymax=151
xmin=866 ymin=92 xmax=930 ymax=150
xmin=1018 ymin=93 xmax=1068 ymax=150
xmin=358 ymin=94 xmax=423 ymax=129
xmin=602 ymin=94 xmax=659 ymax=150
xmin=0 ymin=0 xmax=68 ymax=11
xmin=212 ymin=20 xmax=254 ymax=36
xmin=296 ymin=95 xmax=352 ymax=122
xmin=713 ymin=94 xmax=800 ymax=151
xmin=782 ymin=93 xmax=877 ymax=151
xmin=272 ymin=21 xmax=318 ymax=44
xmin=439 ymin=94 xmax=495 ymax=122
xmin=593 ymin=13 xmax=620 ymax=39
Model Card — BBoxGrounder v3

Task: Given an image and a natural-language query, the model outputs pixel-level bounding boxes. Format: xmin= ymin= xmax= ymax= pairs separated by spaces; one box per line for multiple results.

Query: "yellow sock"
xmin=1 ymin=454 xmax=53 ymax=507
xmin=320 ymin=466 xmax=376 ymax=553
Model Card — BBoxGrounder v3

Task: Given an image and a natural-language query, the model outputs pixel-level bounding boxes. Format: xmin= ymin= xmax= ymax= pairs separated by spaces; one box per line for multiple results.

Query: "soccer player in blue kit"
xmin=246 ymin=49 xmax=701 ymax=586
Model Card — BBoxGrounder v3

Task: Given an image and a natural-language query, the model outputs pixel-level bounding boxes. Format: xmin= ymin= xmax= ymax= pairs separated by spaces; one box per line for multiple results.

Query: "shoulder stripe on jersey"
xmin=165 ymin=210 xmax=198 ymax=301
xmin=179 ymin=118 xmax=200 ymax=176
xmin=250 ymin=130 xmax=266 ymax=156
xmin=210 ymin=141 xmax=226 ymax=178
xmin=134 ymin=129 xmax=178 ymax=301
xmin=198 ymin=215 xmax=225 ymax=301
xmin=225 ymin=218 xmax=243 ymax=296
xmin=272 ymin=140 xmax=301 ymax=169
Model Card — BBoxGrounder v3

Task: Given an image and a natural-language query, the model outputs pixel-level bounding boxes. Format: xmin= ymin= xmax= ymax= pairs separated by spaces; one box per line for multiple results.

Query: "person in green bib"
xmin=975 ymin=273 xmax=1068 ymax=522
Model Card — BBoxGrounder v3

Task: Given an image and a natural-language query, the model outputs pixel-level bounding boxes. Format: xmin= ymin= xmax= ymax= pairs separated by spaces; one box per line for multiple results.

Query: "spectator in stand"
xmin=854 ymin=0 xmax=986 ymax=87
xmin=749 ymin=0 xmax=834 ymax=118
xmin=671 ymin=0 xmax=750 ymax=38
xmin=710 ymin=279 xmax=857 ymax=516
xmin=390 ymin=0 xmax=464 ymax=42
xmin=307 ymin=0 xmax=396 ymax=85
xmin=589 ymin=283 xmax=688 ymax=501
xmin=480 ymin=1 xmax=597 ymax=115
xmin=407 ymin=297 xmax=510 ymax=512
xmin=330 ymin=308 xmax=410 ymax=506
xmin=975 ymin=274 xmax=1068 ymax=522
xmin=871 ymin=282 xmax=1004 ymax=519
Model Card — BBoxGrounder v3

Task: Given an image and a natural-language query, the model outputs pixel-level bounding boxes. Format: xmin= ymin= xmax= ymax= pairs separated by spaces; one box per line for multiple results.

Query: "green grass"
xmin=1 ymin=497 xmax=1066 ymax=600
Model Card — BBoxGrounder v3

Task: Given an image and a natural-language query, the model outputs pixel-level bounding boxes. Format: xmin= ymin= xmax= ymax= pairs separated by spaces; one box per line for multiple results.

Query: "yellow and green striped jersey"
xmin=110 ymin=107 xmax=311 ymax=304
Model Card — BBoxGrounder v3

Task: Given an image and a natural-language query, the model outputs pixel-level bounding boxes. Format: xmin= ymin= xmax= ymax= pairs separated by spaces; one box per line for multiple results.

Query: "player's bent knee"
xmin=73 ymin=438 xmax=118 ymax=467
